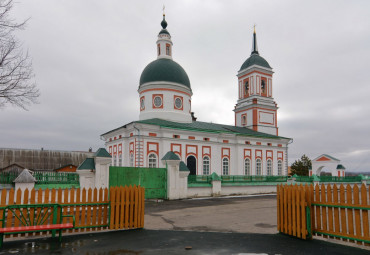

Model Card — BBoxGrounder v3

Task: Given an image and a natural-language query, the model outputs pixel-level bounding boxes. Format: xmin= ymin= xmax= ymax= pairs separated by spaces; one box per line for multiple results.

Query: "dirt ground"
xmin=144 ymin=194 xmax=279 ymax=234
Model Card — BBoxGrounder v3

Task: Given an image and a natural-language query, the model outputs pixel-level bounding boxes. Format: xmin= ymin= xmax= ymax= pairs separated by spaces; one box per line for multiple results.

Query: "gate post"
xmin=162 ymin=151 xmax=189 ymax=200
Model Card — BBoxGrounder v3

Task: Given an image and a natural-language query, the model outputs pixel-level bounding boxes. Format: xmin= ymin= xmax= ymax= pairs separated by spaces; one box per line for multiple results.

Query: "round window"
xmin=140 ymin=98 xmax=145 ymax=109
xmin=153 ymin=96 xmax=162 ymax=107
xmin=175 ymin=97 xmax=182 ymax=109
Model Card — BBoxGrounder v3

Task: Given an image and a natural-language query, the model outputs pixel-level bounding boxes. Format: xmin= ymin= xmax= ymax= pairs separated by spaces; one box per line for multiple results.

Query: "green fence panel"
xmin=109 ymin=167 xmax=167 ymax=199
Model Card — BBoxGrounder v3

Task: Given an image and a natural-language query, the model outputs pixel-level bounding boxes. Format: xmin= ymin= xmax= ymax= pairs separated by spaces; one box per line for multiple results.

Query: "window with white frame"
xmin=148 ymin=153 xmax=157 ymax=168
xmin=278 ymin=160 xmax=282 ymax=176
xmin=245 ymin=158 xmax=251 ymax=175
xmin=119 ymin=154 xmax=122 ymax=166
xmin=222 ymin=158 xmax=229 ymax=175
xmin=267 ymin=159 xmax=272 ymax=176
xmin=130 ymin=153 xmax=134 ymax=167
xmin=203 ymin=156 xmax=210 ymax=175
xmin=256 ymin=159 xmax=262 ymax=175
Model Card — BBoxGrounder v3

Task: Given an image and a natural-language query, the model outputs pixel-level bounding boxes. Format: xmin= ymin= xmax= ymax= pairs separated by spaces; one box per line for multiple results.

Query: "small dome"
xmin=239 ymin=54 xmax=271 ymax=71
xmin=139 ymin=58 xmax=191 ymax=88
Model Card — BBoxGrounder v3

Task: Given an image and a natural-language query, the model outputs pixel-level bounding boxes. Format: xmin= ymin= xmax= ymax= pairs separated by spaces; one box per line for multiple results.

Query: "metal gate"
xmin=109 ymin=167 xmax=167 ymax=199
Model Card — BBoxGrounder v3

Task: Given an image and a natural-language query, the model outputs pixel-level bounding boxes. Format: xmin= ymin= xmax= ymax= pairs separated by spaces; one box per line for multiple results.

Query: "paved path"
xmin=145 ymin=195 xmax=279 ymax=234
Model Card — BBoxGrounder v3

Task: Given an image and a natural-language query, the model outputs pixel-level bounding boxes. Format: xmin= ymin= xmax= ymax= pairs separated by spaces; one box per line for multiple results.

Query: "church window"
xmin=174 ymin=97 xmax=182 ymax=109
xmin=157 ymin=44 xmax=160 ymax=55
xmin=278 ymin=160 xmax=282 ymax=175
xmin=153 ymin=96 xmax=163 ymax=108
xmin=261 ymin=80 xmax=266 ymax=94
xmin=222 ymin=158 xmax=229 ymax=175
xmin=242 ymin=115 xmax=247 ymax=126
xmin=119 ymin=154 xmax=122 ymax=166
xmin=244 ymin=81 xmax=249 ymax=95
xmin=140 ymin=97 xmax=145 ymax=110
xmin=166 ymin=44 xmax=171 ymax=55
xmin=203 ymin=156 xmax=210 ymax=175
xmin=256 ymin=159 xmax=262 ymax=175
xmin=148 ymin=153 xmax=157 ymax=168
xmin=130 ymin=153 xmax=134 ymax=167
xmin=245 ymin=158 xmax=251 ymax=175
xmin=267 ymin=159 xmax=272 ymax=176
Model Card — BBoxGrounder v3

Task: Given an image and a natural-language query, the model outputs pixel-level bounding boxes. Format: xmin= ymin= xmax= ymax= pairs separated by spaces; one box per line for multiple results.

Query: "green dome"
xmin=139 ymin=58 xmax=191 ymax=88
xmin=239 ymin=54 xmax=271 ymax=71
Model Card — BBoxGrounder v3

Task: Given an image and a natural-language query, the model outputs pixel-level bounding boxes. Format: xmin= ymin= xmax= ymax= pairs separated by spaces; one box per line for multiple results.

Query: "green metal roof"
xmin=240 ymin=54 xmax=271 ymax=71
xmin=77 ymin=158 xmax=95 ymax=170
xmin=136 ymin=118 xmax=286 ymax=139
xmin=336 ymin=164 xmax=346 ymax=170
xmin=94 ymin=148 xmax=112 ymax=158
xmin=139 ymin=58 xmax=191 ymax=88
xmin=162 ymin=151 xmax=180 ymax=161
xmin=179 ymin=161 xmax=189 ymax=172
xmin=159 ymin=29 xmax=170 ymax=35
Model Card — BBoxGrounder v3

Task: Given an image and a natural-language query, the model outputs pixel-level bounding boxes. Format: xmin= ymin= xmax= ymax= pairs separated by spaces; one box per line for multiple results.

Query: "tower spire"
xmin=251 ymin=25 xmax=259 ymax=55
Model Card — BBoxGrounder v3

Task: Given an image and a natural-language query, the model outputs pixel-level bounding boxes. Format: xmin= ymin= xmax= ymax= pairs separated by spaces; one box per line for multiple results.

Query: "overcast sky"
xmin=1 ymin=0 xmax=370 ymax=172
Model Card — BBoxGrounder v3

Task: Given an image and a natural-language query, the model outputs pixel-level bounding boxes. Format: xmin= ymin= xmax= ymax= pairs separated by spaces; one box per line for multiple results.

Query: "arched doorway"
xmin=187 ymin=156 xmax=196 ymax=175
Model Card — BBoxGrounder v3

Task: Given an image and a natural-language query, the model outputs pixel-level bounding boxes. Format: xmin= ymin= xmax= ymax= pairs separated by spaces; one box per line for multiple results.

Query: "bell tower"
xmin=234 ymin=28 xmax=279 ymax=136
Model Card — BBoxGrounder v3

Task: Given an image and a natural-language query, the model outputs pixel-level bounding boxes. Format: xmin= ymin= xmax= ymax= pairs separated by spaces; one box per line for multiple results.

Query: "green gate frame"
xmin=109 ymin=167 xmax=167 ymax=199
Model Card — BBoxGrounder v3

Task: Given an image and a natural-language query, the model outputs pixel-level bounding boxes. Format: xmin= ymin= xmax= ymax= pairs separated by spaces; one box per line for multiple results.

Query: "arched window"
xmin=278 ymin=160 xmax=282 ymax=176
xmin=148 ymin=154 xmax=157 ymax=168
xmin=222 ymin=158 xmax=229 ymax=175
xmin=267 ymin=159 xmax=272 ymax=176
xmin=245 ymin=158 xmax=251 ymax=175
xmin=203 ymin=156 xmax=210 ymax=175
xmin=244 ymin=81 xmax=249 ymax=95
xmin=166 ymin=45 xmax=171 ymax=55
xmin=129 ymin=153 xmax=134 ymax=167
xmin=119 ymin=154 xmax=122 ymax=166
xmin=157 ymin=44 xmax=160 ymax=55
xmin=256 ymin=159 xmax=262 ymax=175
xmin=261 ymin=80 xmax=266 ymax=94
xmin=242 ymin=115 xmax=247 ymax=126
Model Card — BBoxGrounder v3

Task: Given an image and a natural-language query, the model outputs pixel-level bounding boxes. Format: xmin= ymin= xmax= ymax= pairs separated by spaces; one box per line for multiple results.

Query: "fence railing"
xmin=294 ymin=175 xmax=363 ymax=183
xmin=33 ymin=171 xmax=79 ymax=184
xmin=221 ymin=175 xmax=288 ymax=183
xmin=0 ymin=172 xmax=18 ymax=184
xmin=188 ymin=175 xmax=212 ymax=184
xmin=0 ymin=185 xmax=144 ymax=240
xmin=277 ymin=183 xmax=370 ymax=246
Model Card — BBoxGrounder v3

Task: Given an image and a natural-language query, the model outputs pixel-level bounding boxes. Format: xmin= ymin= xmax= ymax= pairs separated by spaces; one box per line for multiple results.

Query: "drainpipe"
xmin=133 ymin=124 xmax=141 ymax=167
xmin=286 ymin=138 xmax=293 ymax=176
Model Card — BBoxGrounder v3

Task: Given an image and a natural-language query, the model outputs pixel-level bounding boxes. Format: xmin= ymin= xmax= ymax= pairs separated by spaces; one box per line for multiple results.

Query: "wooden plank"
xmin=81 ymin=188 xmax=87 ymax=231
xmin=50 ymin=189 xmax=56 ymax=228
xmin=75 ymin=188 xmax=81 ymax=231
xmin=300 ymin=185 xmax=306 ymax=240
xmin=20 ymin=189 xmax=29 ymax=237
xmin=315 ymin=184 xmax=321 ymax=235
xmin=284 ymin=185 xmax=288 ymax=234
xmin=120 ymin=187 xmax=125 ymax=229
xmin=62 ymin=188 xmax=69 ymax=234
xmin=86 ymin=188 xmax=92 ymax=231
xmin=361 ymin=184 xmax=369 ymax=246
xmin=129 ymin=185 xmax=134 ymax=228
xmin=114 ymin=187 xmax=120 ymax=230
xmin=327 ymin=184 xmax=333 ymax=237
xmin=279 ymin=185 xmax=284 ymax=232
xmin=309 ymin=184 xmax=315 ymax=234
xmin=333 ymin=184 xmax=340 ymax=239
xmin=92 ymin=188 xmax=98 ymax=231
xmin=296 ymin=185 xmax=301 ymax=238
xmin=109 ymin=187 xmax=116 ymax=229
xmin=0 ymin=189 xmax=8 ymax=228
xmin=321 ymin=184 xmax=327 ymax=238
xmin=304 ymin=184 xmax=312 ymax=239
xmin=346 ymin=184 xmax=354 ymax=243
xmin=103 ymin=188 xmax=109 ymax=229
xmin=138 ymin=186 xmax=142 ymax=228
xmin=339 ymin=184 xmax=347 ymax=238
xmin=69 ymin=188 xmax=75 ymax=233
xmin=292 ymin=185 xmax=296 ymax=236
xmin=14 ymin=189 xmax=22 ymax=233
xmin=134 ymin=185 xmax=138 ymax=228
xmin=276 ymin=185 xmax=280 ymax=231
xmin=125 ymin=186 xmax=129 ymax=229
xmin=287 ymin=185 xmax=292 ymax=235
xmin=353 ymin=185 xmax=362 ymax=244
xmin=97 ymin=188 xmax=103 ymax=230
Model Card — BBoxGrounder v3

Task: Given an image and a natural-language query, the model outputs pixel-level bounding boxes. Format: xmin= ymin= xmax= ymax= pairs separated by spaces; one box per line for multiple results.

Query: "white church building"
xmin=101 ymin=14 xmax=292 ymax=177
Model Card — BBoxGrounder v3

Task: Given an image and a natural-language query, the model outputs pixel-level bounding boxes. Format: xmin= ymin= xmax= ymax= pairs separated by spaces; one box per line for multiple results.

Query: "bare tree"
xmin=0 ymin=0 xmax=39 ymax=110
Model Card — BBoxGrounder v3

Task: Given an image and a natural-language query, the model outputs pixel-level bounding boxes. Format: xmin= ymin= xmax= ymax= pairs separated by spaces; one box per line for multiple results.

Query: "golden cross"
xmin=253 ymin=24 xmax=256 ymax=33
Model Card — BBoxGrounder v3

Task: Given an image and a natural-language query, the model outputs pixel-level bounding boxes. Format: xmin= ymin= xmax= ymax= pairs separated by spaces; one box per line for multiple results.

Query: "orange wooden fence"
xmin=277 ymin=183 xmax=370 ymax=246
xmin=0 ymin=185 xmax=144 ymax=239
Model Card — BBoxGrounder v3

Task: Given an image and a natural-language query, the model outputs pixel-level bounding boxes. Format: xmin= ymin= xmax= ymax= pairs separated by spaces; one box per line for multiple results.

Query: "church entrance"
xmin=187 ymin=156 xmax=197 ymax=175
